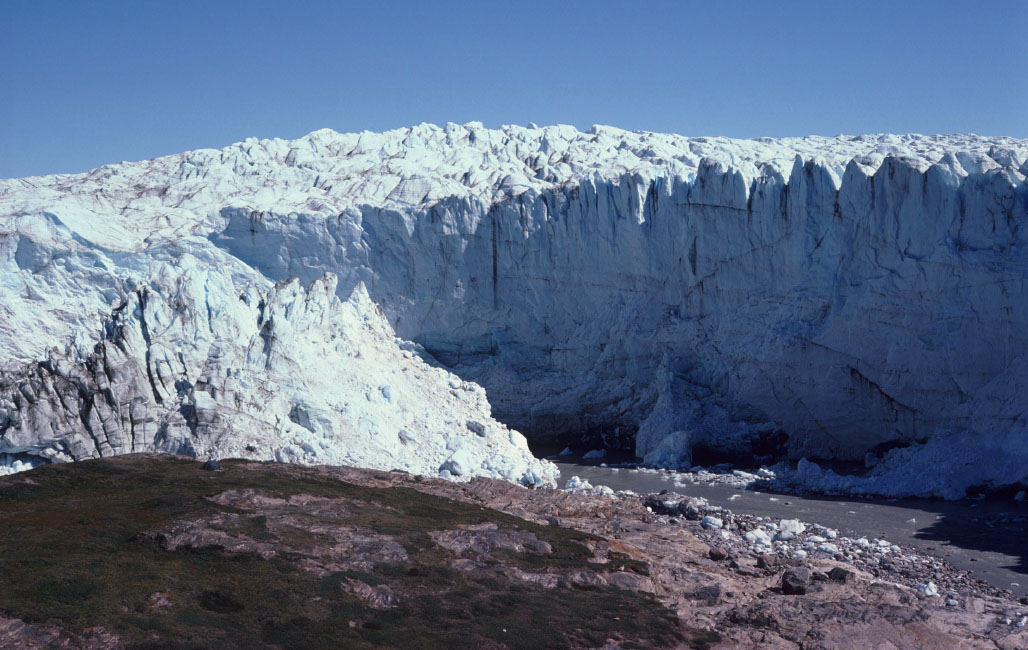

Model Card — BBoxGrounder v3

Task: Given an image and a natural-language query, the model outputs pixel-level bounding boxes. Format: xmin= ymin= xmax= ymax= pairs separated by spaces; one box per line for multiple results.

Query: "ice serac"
xmin=0 ymin=249 xmax=556 ymax=486
xmin=1 ymin=124 xmax=1027 ymax=497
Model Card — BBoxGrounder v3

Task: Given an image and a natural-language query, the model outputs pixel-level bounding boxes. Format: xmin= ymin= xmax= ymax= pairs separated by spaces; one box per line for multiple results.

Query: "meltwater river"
xmin=551 ymin=457 xmax=1028 ymax=599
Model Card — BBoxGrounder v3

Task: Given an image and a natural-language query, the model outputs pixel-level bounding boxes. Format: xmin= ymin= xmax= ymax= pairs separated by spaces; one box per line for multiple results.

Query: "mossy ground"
xmin=0 ymin=455 xmax=689 ymax=649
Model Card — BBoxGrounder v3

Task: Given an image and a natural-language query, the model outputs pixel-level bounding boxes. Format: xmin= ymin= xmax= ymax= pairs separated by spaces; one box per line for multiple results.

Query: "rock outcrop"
xmin=2 ymin=455 xmax=1025 ymax=649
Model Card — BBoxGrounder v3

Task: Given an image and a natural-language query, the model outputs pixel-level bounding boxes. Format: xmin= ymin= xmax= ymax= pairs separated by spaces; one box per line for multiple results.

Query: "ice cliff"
xmin=0 ymin=228 xmax=555 ymax=486
xmin=2 ymin=123 xmax=1027 ymax=497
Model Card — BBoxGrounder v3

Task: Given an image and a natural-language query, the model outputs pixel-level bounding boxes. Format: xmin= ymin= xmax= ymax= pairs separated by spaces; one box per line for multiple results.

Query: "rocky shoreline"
xmin=1 ymin=455 xmax=1026 ymax=649
xmin=640 ymin=490 xmax=1019 ymax=604
xmin=561 ymin=478 xmax=1028 ymax=648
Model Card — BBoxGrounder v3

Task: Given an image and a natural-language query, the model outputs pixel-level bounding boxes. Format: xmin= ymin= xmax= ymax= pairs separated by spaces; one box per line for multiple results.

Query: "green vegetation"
xmin=0 ymin=455 xmax=688 ymax=649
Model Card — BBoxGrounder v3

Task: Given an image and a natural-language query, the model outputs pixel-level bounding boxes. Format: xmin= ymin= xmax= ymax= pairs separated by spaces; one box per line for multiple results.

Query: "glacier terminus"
xmin=2 ymin=122 xmax=1027 ymax=499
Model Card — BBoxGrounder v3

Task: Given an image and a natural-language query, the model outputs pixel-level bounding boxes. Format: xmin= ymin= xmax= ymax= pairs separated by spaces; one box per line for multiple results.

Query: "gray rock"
xmin=782 ymin=567 xmax=812 ymax=595
xmin=692 ymin=584 xmax=722 ymax=606
xmin=569 ymin=570 xmax=607 ymax=587
xmin=828 ymin=567 xmax=855 ymax=584
xmin=608 ymin=571 xmax=654 ymax=593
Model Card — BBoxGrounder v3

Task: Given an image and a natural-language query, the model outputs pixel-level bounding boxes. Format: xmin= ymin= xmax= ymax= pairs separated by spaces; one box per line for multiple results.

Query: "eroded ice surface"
xmin=0 ymin=247 xmax=556 ymax=486
xmin=2 ymin=123 xmax=1027 ymax=496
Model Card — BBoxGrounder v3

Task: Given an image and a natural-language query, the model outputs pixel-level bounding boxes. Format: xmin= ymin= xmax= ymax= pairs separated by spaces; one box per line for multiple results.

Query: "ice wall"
xmin=2 ymin=123 xmax=1026 ymax=494
xmin=208 ymin=154 xmax=1028 ymax=469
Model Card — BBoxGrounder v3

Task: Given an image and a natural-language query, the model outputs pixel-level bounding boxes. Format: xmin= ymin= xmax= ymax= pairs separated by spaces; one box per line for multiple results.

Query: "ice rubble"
xmin=771 ymin=427 xmax=1028 ymax=500
xmin=0 ymin=246 xmax=556 ymax=485
xmin=2 ymin=123 xmax=1027 ymax=497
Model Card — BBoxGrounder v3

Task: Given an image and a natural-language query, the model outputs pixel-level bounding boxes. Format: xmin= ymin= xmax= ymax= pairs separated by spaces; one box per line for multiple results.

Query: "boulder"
xmin=782 ymin=567 xmax=811 ymax=595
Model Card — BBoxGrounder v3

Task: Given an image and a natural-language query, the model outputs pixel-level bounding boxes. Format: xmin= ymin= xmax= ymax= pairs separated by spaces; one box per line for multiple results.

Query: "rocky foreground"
xmin=0 ymin=455 xmax=1025 ymax=649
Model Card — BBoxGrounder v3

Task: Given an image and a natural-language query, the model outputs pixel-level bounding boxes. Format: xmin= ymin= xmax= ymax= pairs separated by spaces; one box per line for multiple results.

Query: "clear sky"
xmin=2 ymin=0 xmax=1026 ymax=178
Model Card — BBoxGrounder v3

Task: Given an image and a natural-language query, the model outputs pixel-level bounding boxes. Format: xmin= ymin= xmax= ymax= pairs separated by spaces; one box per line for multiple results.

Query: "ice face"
xmin=1 ymin=123 xmax=1026 ymax=496
xmin=0 ymin=249 xmax=557 ymax=487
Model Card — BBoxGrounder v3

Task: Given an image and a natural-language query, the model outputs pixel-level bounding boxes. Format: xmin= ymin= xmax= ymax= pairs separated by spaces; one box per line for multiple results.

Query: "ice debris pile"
xmin=0 ymin=250 xmax=556 ymax=485
xmin=2 ymin=122 xmax=1027 ymax=496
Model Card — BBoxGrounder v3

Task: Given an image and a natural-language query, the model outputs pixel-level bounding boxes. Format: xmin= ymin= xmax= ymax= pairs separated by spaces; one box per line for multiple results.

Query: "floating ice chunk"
xmin=564 ymin=475 xmax=591 ymax=491
xmin=562 ymin=475 xmax=614 ymax=497
xmin=582 ymin=449 xmax=607 ymax=460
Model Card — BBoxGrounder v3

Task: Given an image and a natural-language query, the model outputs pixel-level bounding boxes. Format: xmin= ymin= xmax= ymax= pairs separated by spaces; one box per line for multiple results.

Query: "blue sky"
xmin=2 ymin=0 xmax=1026 ymax=178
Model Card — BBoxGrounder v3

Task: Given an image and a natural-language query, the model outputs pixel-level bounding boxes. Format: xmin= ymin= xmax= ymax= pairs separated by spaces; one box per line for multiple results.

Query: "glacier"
xmin=1 ymin=122 xmax=1027 ymax=497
